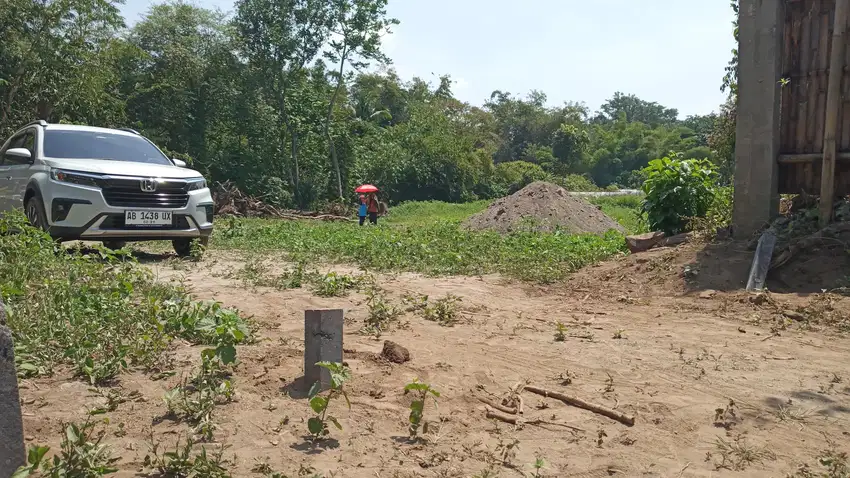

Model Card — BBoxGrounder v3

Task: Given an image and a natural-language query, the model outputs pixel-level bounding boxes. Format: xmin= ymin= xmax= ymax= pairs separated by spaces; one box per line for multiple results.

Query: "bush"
xmin=493 ymin=161 xmax=550 ymax=195
xmin=640 ymin=155 xmax=719 ymax=235
xmin=556 ymin=174 xmax=600 ymax=192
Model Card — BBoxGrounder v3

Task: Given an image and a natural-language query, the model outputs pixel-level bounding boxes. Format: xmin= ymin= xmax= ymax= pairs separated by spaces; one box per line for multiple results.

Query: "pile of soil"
xmin=464 ymin=181 xmax=625 ymax=234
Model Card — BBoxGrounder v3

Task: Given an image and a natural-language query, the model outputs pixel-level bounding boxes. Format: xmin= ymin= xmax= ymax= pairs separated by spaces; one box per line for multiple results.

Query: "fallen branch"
xmin=477 ymin=397 xmax=518 ymax=415
xmin=771 ymin=222 xmax=850 ymax=270
xmin=524 ymin=384 xmax=635 ymax=426
xmin=484 ymin=407 xmax=585 ymax=432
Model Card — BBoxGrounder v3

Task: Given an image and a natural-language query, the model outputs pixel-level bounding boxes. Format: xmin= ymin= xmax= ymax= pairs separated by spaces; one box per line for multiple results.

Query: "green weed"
xmin=554 ymin=322 xmax=567 ymax=342
xmin=307 ymin=362 xmax=351 ymax=440
xmin=13 ymin=419 xmax=118 ymax=477
xmin=311 ymin=271 xmax=359 ymax=297
xmin=423 ymin=294 xmax=462 ymax=326
xmin=211 ymin=214 xmax=626 ymax=284
xmin=362 ymin=283 xmax=401 ymax=336
xmin=0 ymin=212 xmax=249 ymax=382
xmin=404 ymin=379 xmax=440 ymax=438
xmin=143 ymin=436 xmax=231 ymax=478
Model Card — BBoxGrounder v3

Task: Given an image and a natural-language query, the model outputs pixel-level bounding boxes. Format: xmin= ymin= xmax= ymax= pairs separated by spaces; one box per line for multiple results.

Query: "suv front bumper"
xmin=42 ymin=179 xmax=214 ymax=241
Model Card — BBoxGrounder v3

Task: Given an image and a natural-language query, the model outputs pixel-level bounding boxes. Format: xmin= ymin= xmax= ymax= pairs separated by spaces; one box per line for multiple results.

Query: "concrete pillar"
xmin=0 ymin=299 xmax=25 ymax=476
xmin=732 ymin=0 xmax=785 ymax=238
xmin=303 ymin=309 xmax=344 ymax=392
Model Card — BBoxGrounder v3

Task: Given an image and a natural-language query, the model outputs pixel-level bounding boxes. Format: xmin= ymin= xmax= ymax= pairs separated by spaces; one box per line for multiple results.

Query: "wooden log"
xmin=777 ymin=152 xmax=850 ymax=163
xmin=523 ymin=384 xmax=635 ymax=427
xmin=484 ymin=407 xmax=585 ymax=432
xmin=819 ymin=0 xmax=850 ymax=226
xmin=477 ymin=397 xmax=518 ymax=415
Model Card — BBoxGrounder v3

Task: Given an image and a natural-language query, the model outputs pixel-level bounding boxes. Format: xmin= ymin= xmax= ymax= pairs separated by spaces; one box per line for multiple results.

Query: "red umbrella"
xmin=355 ymin=184 xmax=378 ymax=193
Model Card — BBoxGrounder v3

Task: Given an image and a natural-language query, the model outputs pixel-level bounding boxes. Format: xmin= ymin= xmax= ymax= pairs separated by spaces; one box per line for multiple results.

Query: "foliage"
xmin=213 ymin=212 xmax=627 ymax=284
xmin=13 ymin=420 xmax=118 ymax=478
xmin=311 ymin=271 xmax=359 ymax=297
xmin=688 ymin=186 xmax=733 ymax=239
xmin=423 ymin=294 xmax=462 ymax=326
xmin=307 ymin=362 xmax=351 ymax=440
xmin=641 ymin=156 xmax=719 ymax=235
xmin=362 ymin=282 xmax=401 ymax=335
xmin=0 ymin=0 xmax=731 ymax=209
xmin=404 ymin=380 xmax=440 ymax=438
xmin=143 ymin=437 xmax=231 ymax=478
xmin=554 ymin=321 xmax=567 ymax=342
xmin=589 ymin=195 xmax=646 ymax=235
xmin=0 ymin=212 xmax=245 ymax=381
xmin=163 ymin=358 xmax=235 ymax=441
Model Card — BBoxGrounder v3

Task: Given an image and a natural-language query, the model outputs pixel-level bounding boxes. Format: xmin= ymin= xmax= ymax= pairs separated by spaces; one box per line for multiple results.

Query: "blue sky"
xmin=120 ymin=0 xmax=736 ymax=118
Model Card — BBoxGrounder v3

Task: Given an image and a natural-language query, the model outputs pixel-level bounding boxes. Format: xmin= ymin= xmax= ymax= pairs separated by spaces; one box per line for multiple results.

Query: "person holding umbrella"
xmin=355 ymin=184 xmax=380 ymax=225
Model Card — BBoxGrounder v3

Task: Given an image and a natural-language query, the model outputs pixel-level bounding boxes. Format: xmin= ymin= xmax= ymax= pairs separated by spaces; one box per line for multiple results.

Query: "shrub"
xmin=641 ymin=155 xmax=719 ymax=234
xmin=493 ymin=161 xmax=550 ymax=195
xmin=557 ymin=174 xmax=600 ymax=192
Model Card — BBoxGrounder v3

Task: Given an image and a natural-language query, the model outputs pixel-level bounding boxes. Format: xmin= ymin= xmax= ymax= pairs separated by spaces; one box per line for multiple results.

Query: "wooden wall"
xmin=778 ymin=0 xmax=850 ymax=195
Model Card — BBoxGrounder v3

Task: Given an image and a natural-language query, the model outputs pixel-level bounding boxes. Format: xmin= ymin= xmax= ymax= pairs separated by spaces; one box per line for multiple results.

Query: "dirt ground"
xmin=464 ymin=182 xmax=625 ymax=235
xmin=17 ymin=242 xmax=850 ymax=477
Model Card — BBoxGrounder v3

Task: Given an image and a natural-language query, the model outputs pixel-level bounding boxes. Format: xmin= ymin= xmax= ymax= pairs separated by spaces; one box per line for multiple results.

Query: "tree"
xmin=322 ymin=0 xmax=397 ymax=199
xmin=0 ymin=0 xmax=125 ymax=136
xmin=595 ymin=92 xmax=679 ymax=127
xmin=235 ymin=0 xmax=333 ymax=206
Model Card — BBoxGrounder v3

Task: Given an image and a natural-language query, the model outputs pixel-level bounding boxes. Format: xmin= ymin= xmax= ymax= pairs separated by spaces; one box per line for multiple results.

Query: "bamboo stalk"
xmin=778 ymin=152 xmax=850 ymax=163
xmin=819 ymin=0 xmax=850 ymax=227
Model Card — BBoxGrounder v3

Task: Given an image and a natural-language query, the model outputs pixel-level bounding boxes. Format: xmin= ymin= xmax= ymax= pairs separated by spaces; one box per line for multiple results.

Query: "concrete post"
xmin=303 ymin=309 xmax=344 ymax=392
xmin=0 ymin=299 xmax=26 ymax=476
xmin=732 ymin=0 xmax=785 ymax=238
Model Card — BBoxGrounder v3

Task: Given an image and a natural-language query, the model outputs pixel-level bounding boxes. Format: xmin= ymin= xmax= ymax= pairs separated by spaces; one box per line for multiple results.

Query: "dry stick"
xmin=484 ymin=407 xmax=586 ymax=433
xmin=477 ymin=397 xmax=518 ymax=415
xmin=524 ymin=384 xmax=635 ymax=426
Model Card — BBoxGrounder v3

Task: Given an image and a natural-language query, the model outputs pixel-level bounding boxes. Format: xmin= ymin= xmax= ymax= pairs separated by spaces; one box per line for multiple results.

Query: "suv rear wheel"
xmin=25 ymin=195 xmax=48 ymax=232
xmin=173 ymin=237 xmax=208 ymax=258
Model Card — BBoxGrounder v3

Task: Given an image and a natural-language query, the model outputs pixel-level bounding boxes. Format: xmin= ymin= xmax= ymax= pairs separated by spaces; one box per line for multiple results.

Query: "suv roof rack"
xmin=25 ymin=120 xmax=48 ymax=128
xmin=117 ymin=128 xmax=140 ymax=135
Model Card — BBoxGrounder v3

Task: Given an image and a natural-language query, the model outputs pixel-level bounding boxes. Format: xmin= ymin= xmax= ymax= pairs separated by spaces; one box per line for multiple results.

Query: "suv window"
xmin=43 ymin=130 xmax=173 ymax=166
xmin=1 ymin=130 xmax=35 ymax=166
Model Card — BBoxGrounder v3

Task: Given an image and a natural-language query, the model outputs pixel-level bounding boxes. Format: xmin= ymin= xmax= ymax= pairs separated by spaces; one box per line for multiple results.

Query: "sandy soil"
xmin=465 ymin=182 xmax=625 ymax=235
xmin=17 ymin=243 xmax=850 ymax=477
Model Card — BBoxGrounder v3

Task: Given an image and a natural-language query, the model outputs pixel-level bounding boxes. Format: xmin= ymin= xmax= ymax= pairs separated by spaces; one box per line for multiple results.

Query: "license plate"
xmin=125 ymin=210 xmax=172 ymax=226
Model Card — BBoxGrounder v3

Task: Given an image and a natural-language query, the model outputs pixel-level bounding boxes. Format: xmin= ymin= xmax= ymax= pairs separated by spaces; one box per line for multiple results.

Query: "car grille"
xmin=99 ymin=214 xmax=191 ymax=230
xmin=101 ymin=177 xmax=190 ymax=208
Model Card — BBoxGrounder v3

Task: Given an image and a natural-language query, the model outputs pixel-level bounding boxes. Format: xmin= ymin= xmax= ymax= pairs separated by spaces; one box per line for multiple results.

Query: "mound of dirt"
xmin=464 ymin=181 xmax=625 ymax=234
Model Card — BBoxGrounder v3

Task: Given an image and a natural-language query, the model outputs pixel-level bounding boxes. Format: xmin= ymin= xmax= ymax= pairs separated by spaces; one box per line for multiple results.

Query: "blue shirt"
xmin=358 ymin=203 xmax=367 ymax=216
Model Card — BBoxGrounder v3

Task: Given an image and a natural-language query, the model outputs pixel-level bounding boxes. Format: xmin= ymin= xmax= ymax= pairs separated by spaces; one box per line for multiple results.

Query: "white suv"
xmin=0 ymin=121 xmax=214 ymax=256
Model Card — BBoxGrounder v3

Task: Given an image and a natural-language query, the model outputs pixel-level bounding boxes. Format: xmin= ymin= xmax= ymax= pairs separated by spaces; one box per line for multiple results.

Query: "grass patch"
xmin=588 ymin=195 xmax=646 ymax=234
xmin=384 ymin=200 xmax=491 ymax=226
xmin=0 ymin=212 xmax=249 ymax=381
xmin=213 ymin=216 xmax=626 ymax=283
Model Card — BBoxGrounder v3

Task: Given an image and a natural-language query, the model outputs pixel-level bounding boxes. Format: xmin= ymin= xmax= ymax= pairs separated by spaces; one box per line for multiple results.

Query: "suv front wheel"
xmin=25 ymin=194 xmax=49 ymax=232
xmin=173 ymin=237 xmax=208 ymax=258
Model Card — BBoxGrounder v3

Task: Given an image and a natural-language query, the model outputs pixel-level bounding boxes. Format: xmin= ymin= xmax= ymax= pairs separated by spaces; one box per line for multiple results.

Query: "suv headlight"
xmin=50 ymin=169 xmax=104 ymax=188
xmin=187 ymin=178 xmax=207 ymax=191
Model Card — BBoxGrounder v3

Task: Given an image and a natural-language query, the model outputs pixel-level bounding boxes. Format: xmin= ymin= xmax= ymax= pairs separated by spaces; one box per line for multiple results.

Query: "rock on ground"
xmin=381 ymin=340 xmax=410 ymax=364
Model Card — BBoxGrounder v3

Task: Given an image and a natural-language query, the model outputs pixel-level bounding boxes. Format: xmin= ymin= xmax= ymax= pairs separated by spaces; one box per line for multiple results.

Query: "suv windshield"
xmin=43 ymin=130 xmax=173 ymax=166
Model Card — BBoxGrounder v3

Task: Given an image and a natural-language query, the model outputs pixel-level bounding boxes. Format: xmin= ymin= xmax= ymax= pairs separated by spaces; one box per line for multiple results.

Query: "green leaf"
xmin=328 ymin=416 xmax=342 ymax=430
xmin=307 ymin=381 xmax=322 ymax=399
xmin=65 ymin=424 xmax=79 ymax=444
xmin=309 ymin=395 xmax=327 ymax=414
xmin=216 ymin=345 xmax=237 ymax=365
xmin=307 ymin=417 xmax=324 ymax=435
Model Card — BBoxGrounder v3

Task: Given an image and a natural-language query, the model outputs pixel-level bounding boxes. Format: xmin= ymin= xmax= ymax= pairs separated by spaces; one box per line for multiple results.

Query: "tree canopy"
xmin=0 ymin=0 xmax=733 ymax=208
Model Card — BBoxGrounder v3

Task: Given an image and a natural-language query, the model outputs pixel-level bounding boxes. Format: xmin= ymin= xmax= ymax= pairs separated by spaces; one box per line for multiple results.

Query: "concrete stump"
xmin=304 ymin=309 xmax=344 ymax=392
xmin=0 ymin=299 xmax=25 ymax=477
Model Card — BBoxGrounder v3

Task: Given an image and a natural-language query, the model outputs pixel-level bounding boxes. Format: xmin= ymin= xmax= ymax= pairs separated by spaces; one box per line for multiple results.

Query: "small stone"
xmin=381 ymin=341 xmax=411 ymax=364
xmin=783 ymin=310 xmax=806 ymax=321
xmin=699 ymin=290 xmax=717 ymax=299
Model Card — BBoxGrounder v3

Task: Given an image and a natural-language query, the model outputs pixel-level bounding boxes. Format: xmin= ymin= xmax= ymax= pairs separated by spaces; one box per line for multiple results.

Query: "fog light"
xmin=199 ymin=203 xmax=214 ymax=223
xmin=51 ymin=198 xmax=91 ymax=222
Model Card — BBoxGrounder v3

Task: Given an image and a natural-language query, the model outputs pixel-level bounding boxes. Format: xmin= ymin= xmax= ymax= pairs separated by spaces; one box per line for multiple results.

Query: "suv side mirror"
xmin=172 ymin=158 xmax=187 ymax=168
xmin=5 ymin=148 xmax=31 ymax=160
